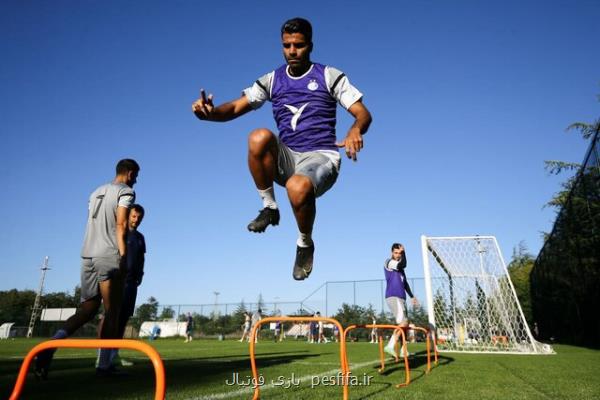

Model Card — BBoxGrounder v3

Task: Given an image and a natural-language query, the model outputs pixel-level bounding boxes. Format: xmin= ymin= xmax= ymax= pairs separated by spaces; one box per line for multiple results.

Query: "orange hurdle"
xmin=249 ymin=316 xmax=348 ymax=400
xmin=410 ymin=326 xmax=438 ymax=372
xmin=492 ymin=335 xmax=509 ymax=347
xmin=9 ymin=339 xmax=166 ymax=400
xmin=343 ymin=324 xmax=410 ymax=388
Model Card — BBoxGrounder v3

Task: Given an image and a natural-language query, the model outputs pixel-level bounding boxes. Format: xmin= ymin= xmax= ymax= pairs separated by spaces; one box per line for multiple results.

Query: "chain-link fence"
xmin=531 ymin=124 xmax=600 ymax=347
xmin=147 ymin=277 xmax=428 ymax=324
xmin=297 ymin=278 xmax=426 ymax=318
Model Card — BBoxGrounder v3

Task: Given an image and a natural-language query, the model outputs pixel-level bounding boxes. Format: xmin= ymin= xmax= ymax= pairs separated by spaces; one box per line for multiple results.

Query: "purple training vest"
xmin=271 ymin=63 xmax=338 ymax=152
xmin=384 ymin=258 xmax=407 ymax=299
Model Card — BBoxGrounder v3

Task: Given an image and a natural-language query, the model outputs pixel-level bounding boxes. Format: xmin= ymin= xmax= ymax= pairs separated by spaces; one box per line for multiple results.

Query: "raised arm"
xmin=336 ymin=100 xmax=372 ymax=161
xmin=192 ymin=89 xmax=253 ymax=122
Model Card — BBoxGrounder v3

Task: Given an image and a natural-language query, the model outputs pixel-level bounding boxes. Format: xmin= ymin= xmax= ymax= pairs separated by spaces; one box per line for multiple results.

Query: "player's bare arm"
xmin=336 ymin=100 xmax=372 ymax=161
xmin=116 ymin=206 xmax=129 ymax=268
xmin=192 ymin=89 xmax=252 ymax=122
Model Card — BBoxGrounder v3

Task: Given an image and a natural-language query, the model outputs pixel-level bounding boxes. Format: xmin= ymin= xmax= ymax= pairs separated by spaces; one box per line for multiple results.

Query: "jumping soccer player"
xmin=192 ymin=17 xmax=372 ymax=280
xmin=35 ymin=159 xmax=139 ymax=379
xmin=383 ymin=243 xmax=419 ymax=357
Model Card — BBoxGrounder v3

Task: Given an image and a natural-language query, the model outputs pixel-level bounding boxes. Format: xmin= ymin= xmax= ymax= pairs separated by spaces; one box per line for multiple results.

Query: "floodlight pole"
xmin=27 ymin=257 xmax=50 ymax=338
xmin=213 ymin=291 xmax=220 ymax=320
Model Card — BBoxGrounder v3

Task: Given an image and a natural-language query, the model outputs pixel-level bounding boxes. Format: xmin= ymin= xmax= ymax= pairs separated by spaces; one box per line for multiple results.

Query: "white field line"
xmin=189 ymin=358 xmax=382 ymax=400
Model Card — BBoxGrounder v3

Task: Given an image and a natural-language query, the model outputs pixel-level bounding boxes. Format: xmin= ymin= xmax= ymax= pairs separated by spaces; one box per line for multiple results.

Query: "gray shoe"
xmin=247 ymin=207 xmax=280 ymax=232
xmin=293 ymin=245 xmax=314 ymax=280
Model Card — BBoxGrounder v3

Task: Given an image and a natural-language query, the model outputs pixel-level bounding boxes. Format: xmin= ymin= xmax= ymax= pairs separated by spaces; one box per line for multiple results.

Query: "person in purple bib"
xmin=383 ymin=243 xmax=419 ymax=357
xmin=192 ymin=17 xmax=372 ymax=280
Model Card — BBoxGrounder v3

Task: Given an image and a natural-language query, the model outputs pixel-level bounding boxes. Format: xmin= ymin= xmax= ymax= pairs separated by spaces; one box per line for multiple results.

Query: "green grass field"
xmin=1 ymin=338 xmax=599 ymax=399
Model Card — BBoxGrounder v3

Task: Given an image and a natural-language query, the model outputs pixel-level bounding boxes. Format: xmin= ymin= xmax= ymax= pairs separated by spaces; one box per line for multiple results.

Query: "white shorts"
xmin=386 ymin=296 xmax=408 ymax=325
xmin=275 ymin=139 xmax=340 ymax=198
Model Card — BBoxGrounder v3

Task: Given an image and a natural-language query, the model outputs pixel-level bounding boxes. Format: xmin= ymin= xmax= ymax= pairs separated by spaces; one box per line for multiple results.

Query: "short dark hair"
xmin=281 ymin=17 xmax=312 ymax=43
xmin=131 ymin=203 xmax=145 ymax=217
xmin=116 ymin=158 xmax=140 ymax=175
xmin=391 ymin=243 xmax=403 ymax=251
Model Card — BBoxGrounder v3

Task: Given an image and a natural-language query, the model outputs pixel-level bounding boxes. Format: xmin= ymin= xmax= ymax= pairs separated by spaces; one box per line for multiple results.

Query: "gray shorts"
xmin=275 ymin=140 xmax=340 ymax=198
xmin=80 ymin=255 xmax=120 ymax=302
xmin=386 ymin=296 xmax=408 ymax=325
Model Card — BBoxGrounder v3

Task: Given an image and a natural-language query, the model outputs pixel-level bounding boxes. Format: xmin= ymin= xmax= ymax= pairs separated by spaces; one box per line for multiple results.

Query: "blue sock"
xmin=52 ymin=329 xmax=68 ymax=339
xmin=110 ymin=349 xmax=119 ymax=364
xmin=97 ymin=349 xmax=113 ymax=370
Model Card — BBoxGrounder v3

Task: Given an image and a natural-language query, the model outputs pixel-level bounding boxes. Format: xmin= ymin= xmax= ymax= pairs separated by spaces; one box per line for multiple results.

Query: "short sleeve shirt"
xmin=243 ymin=63 xmax=363 ymax=152
xmin=81 ymin=182 xmax=135 ymax=258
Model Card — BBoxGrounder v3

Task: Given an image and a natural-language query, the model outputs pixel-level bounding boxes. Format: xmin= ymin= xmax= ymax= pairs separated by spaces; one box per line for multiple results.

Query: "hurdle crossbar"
xmin=343 ymin=324 xmax=410 ymax=388
xmin=9 ymin=339 xmax=166 ymax=400
xmin=249 ymin=316 xmax=348 ymax=400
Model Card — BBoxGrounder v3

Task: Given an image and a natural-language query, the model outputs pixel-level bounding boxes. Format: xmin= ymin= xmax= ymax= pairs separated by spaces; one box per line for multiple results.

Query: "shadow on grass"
xmin=0 ymin=349 xmax=326 ymax=400
xmin=376 ymin=351 xmax=454 ymax=384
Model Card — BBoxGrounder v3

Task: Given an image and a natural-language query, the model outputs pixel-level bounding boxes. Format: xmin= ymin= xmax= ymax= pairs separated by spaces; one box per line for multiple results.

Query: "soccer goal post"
xmin=420 ymin=235 xmax=553 ymax=354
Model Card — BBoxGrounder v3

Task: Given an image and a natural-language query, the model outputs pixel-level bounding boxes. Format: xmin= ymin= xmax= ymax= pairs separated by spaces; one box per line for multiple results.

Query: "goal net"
xmin=420 ymin=235 xmax=553 ymax=354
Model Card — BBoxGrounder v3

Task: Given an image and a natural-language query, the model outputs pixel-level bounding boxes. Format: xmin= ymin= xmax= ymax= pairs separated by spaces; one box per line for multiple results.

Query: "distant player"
xmin=383 ymin=243 xmax=418 ymax=357
xmin=333 ymin=324 xmax=340 ymax=343
xmin=316 ymin=312 xmax=328 ymax=343
xmin=251 ymin=309 xmax=263 ymax=343
xmin=35 ymin=159 xmax=140 ymax=379
xmin=239 ymin=312 xmax=251 ymax=342
xmin=310 ymin=313 xmax=319 ymax=343
xmin=274 ymin=321 xmax=282 ymax=342
xmin=370 ymin=317 xmax=378 ymax=344
xmin=184 ymin=312 xmax=194 ymax=343
xmin=192 ymin=17 xmax=372 ymax=280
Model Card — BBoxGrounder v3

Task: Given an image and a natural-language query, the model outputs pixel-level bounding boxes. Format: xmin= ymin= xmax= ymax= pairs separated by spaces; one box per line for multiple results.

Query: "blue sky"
xmin=1 ymin=1 xmax=598 ymax=313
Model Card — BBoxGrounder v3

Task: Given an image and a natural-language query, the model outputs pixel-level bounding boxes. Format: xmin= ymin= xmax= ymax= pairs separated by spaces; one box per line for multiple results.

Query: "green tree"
xmin=131 ymin=296 xmax=159 ymax=328
xmin=0 ymin=289 xmax=36 ymax=326
xmin=159 ymin=306 xmax=175 ymax=320
xmin=333 ymin=303 xmax=367 ymax=327
xmin=545 ymin=119 xmax=599 ymax=210
xmin=433 ymin=290 xmax=451 ymax=329
xmin=231 ymin=300 xmax=248 ymax=329
xmin=256 ymin=293 xmax=265 ymax=312
xmin=507 ymin=241 xmax=535 ymax=325
xmin=409 ymin=301 xmax=428 ymax=328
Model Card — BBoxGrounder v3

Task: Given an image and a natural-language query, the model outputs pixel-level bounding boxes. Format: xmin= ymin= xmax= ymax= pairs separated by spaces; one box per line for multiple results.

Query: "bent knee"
xmin=248 ymin=128 xmax=276 ymax=150
xmin=286 ymin=175 xmax=314 ymax=202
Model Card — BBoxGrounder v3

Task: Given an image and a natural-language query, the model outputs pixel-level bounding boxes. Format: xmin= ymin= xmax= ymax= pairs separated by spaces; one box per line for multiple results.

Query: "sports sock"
xmin=297 ymin=232 xmax=313 ymax=248
xmin=387 ymin=334 xmax=397 ymax=349
xmin=109 ymin=349 xmax=119 ymax=365
xmin=258 ymin=187 xmax=277 ymax=210
xmin=97 ymin=348 xmax=113 ymax=370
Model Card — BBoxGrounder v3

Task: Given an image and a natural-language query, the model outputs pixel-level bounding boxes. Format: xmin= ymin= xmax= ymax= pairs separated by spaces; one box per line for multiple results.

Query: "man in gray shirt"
xmin=35 ymin=159 xmax=140 ymax=379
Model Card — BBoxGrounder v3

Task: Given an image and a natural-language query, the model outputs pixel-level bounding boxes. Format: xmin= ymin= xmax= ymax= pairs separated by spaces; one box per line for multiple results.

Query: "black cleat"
xmin=34 ymin=349 xmax=55 ymax=380
xmin=293 ymin=245 xmax=314 ymax=281
xmin=247 ymin=207 xmax=280 ymax=233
